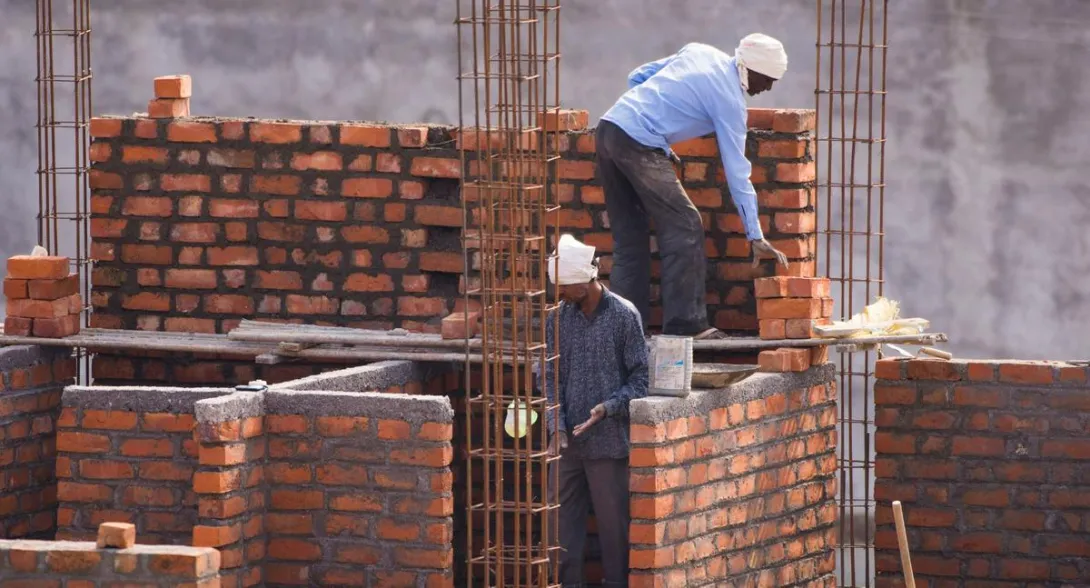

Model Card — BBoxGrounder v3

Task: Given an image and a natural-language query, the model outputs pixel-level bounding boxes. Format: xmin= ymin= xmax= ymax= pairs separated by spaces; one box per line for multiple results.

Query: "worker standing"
xmin=543 ymin=234 xmax=649 ymax=587
xmin=597 ymin=34 xmax=792 ymax=340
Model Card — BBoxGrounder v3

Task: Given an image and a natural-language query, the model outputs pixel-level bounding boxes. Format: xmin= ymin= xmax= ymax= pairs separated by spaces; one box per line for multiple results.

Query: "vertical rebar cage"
xmin=456 ymin=1 xmax=562 ymax=586
xmin=815 ymin=1 xmax=888 ymax=586
xmin=35 ymin=0 xmax=93 ymax=382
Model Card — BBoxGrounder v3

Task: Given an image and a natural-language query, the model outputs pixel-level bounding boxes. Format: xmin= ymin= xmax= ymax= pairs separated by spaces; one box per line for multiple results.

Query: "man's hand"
xmin=668 ymin=151 xmax=682 ymax=166
xmin=547 ymin=431 xmax=568 ymax=457
xmin=572 ymin=404 xmax=607 ymax=437
xmin=751 ymin=239 xmax=789 ymax=269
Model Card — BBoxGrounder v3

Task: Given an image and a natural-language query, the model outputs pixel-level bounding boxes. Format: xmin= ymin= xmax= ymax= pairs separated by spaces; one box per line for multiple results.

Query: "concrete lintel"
xmin=195 ymin=391 xmax=264 ymax=424
xmin=630 ymin=364 xmax=836 ymax=425
xmin=62 ymin=386 xmax=232 ymax=413
xmin=265 ymin=389 xmax=453 ymax=425
xmin=272 ymin=360 xmax=422 ymax=392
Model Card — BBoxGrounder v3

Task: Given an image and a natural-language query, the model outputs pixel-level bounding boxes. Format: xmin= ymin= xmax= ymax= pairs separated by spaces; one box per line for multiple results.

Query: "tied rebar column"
xmin=35 ymin=0 xmax=92 ymax=382
xmin=815 ymin=0 xmax=888 ymax=586
xmin=456 ymin=1 xmax=562 ymax=586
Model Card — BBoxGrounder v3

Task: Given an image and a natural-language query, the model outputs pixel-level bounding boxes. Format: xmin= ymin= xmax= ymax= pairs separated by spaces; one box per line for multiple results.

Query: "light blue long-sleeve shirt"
xmin=601 ymin=42 xmax=763 ymax=241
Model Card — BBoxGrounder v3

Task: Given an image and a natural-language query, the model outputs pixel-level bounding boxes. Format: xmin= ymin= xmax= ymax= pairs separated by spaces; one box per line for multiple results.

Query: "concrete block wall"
xmin=0 ymin=529 xmax=221 ymax=586
xmin=627 ymin=365 xmax=839 ymax=587
xmin=874 ymin=358 xmax=1090 ymax=587
xmin=0 ymin=345 xmax=76 ymax=540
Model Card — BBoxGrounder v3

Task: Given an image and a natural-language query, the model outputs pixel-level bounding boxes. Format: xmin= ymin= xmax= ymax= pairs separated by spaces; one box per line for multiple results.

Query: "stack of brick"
xmin=149 ymin=74 xmax=192 ymax=119
xmin=3 ymin=255 xmax=82 ymax=338
xmin=755 ymin=276 xmax=834 ymax=371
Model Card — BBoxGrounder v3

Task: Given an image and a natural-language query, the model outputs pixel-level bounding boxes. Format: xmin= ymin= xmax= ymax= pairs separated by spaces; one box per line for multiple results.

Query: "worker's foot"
xmin=692 ymin=328 xmax=728 ymax=340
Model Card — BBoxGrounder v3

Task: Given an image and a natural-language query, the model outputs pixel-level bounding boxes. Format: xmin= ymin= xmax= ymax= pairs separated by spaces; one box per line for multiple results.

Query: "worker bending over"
xmin=597 ymin=33 xmax=792 ymax=340
xmin=543 ymin=234 xmax=649 ymax=587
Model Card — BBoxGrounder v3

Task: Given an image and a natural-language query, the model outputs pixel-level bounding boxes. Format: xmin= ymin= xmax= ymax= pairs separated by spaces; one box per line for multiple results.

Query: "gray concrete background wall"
xmin=1 ymin=0 xmax=1088 ymax=359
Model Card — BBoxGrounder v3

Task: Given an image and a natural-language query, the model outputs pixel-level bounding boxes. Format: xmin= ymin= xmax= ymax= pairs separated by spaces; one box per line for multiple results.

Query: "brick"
xmin=397 ymin=126 xmax=429 ymax=147
xmin=8 ymin=297 xmax=69 ymax=319
xmin=250 ymin=122 xmax=303 ymax=144
xmin=998 ymin=362 xmax=1055 ymax=384
xmin=341 ymin=125 xmax=392 ymax=147
xmin=411 ymin=157 xmax=462 ymax=178
xmin=342 ymin=178 xmax=393 ymax=198
xmin=758 ymin=138 xmax=807 ymax=159
xmin=441 ymin=311 xmax=479 ymax=340
xmin=414 ymin=204 xmax=464 ymax=227
xmin=747 ymin=108 xmax=776 ymax=129
xmin=758 ymin=348 xmax=809 ymax=373
xmin=154 ymin=74 xmax=192 ymax=98
xmin=810 ymin=345 xmax=829 ymax=366
xmin=758 ymin=319 xmax=785 ymax=340
xmin=754 ymin=276 xmax=789 ymax=298
xmin=7 ymin=255 xmax=69 ymax=279
xmin=785 ymin=277 xmax=831 ymax=298
xmin=148 ymin=97 xmax=190 ymax=118
xmin=81 ymin=409 xmax=137 ymax=430
xmin=121 ymin=145 xmax=170 ymax=164
xmin=167 ymin=121 xmax=217 ymax=143
xmin=97 ymin=521 xmax=137 ymax=548
xmin=46 ymin=549 xmax=101 ymax=573
xmin=772 ymin=109 xmax=816 ymax=132
xmin=538 ymin=109 xmax=589 ymax=131
xmin=785 ymin=318 xmax=815 ymax=339
xmin=162 ymin=173 xmax=211 ymax=192
xmin=757 ymin=298 xmax=821 ymax=320
xmin=3 ymin=316 xmax=32 ymax=336
xmin=90 ymin=117 xmax=122 ymax=137
xmin=26 ymin=275 xmax=80 ymax=300
xmin=3 ymin=277 xmax=29 ymax=299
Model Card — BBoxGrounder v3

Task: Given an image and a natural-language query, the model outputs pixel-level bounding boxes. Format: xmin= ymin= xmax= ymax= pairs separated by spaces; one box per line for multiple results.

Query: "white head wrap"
xmin=735 ymin=33 xmax=788 ymax=92
xmin=547 ymin=234 xmax=598 ymax=286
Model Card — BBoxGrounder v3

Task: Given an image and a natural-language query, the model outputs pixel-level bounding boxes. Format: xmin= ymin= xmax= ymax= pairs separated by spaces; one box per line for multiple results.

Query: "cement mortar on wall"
xmin=630 ymin=363 xmax=835 ymax=423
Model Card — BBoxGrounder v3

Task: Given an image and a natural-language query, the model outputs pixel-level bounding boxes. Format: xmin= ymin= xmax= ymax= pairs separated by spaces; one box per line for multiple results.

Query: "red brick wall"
xmin=86 ymin=108 xmax=816 ymax=343
xmin=45 ymin=362 xmax=455 ymax=587
xmin=0 ymin=345 xmax=75 ymax=540
xmin=55 ymin=387 xmax=215 ymax=545
xmin=627 ymin=365 xmax=838 ymax=587
xmin=875 ymin=358 xmax=1090 ymax=587
xmin=261 ymin=388 xmax=455 ymax=587
xmin=0 ymin=528 xmax=221 ymax=585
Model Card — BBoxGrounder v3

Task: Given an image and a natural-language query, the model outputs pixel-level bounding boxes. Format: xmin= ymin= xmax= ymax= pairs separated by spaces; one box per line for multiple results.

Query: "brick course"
xmin=87 ymin=109 xmax=817 ymax=342
xmin=627 ymin=365 xmax=838 ymax=587
xmin=0 ymin=523 xmax=221 ymax=586
xmin=875 ymin=358 xmax=1090 ymax=587
xmin=0 ymin=345 xmax=75 ymax=540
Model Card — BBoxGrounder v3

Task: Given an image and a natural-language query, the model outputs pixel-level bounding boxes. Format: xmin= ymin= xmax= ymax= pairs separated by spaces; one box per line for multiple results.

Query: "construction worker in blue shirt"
xmin=597 ymin=33 xmax=792 ymax=340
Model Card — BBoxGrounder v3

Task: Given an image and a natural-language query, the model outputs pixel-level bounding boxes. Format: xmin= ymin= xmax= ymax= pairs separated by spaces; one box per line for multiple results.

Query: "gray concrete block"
xmin=630 ymin=364 xmax=836 ymax=425
xmin=62 ymin=386 xmax=232 ymax=413
xmin=265 ymin=389 xmax=453 ymax=425
xmin=195 ymin=391 xmax=264 ymax=424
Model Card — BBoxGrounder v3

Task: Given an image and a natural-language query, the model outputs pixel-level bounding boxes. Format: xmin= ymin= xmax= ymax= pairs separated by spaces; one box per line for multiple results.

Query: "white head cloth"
xmin=735 ymin=33 xmax=788 ymax=92
xmin=547 ymin=234 xmax=598 ymax=286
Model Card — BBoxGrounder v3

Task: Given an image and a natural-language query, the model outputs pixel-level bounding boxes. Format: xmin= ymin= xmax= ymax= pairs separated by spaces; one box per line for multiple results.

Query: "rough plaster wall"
xmin=1 ymin=0 xmax=1089 ymax=359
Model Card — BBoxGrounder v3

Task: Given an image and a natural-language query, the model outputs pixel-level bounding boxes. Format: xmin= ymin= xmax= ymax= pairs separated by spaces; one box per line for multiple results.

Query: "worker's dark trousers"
xmin=550 ymin=450 xmax=630 ymax=588
xmin=595 ymin=120 xmax=709 ymax=336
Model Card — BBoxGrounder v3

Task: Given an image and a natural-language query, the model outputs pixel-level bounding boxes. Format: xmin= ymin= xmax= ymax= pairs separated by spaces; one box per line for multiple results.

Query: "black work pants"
xmin=595 ymin=120 xmax=709 ymax=336
xmin=551 ymin=451 xmax=630 ymax=588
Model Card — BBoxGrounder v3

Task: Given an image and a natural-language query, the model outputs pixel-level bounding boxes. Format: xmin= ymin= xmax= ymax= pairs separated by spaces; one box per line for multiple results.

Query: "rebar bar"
xmin=815 ymin=1 xmax=888 ymax=586
xmin=456 ymin=1 xmax=562 ymax=586
xmin=35 ymin=0 xmax=92 ymax=384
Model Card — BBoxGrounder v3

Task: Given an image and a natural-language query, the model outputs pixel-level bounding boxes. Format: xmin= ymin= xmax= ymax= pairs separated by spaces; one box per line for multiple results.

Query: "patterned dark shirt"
xmin=543 ymin=288 xmax=649 ymax=460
